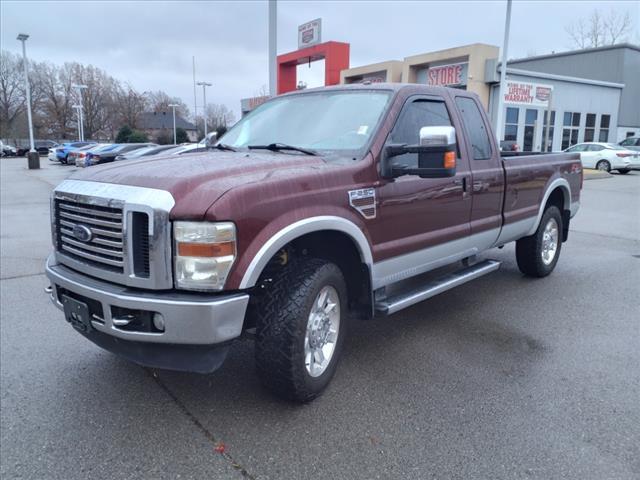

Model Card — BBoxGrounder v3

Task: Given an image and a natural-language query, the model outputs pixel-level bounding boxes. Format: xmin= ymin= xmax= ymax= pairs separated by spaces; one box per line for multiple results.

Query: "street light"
xmin=72 ymin=84 xmax=88 ymax=141
xmin=72 ymin=104 xmax=83 ymax=141
xmin=168 ymin=104 xmax=179 ymax=145
xmin=17 ymin=33 xmax=38 ymax=169
xmin=196 ymin=81 xmax=212 ymax=137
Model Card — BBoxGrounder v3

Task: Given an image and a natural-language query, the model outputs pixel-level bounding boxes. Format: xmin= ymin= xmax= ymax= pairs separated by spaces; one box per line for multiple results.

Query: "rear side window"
xmin=455 ymin=97 xmax=492 ymax=160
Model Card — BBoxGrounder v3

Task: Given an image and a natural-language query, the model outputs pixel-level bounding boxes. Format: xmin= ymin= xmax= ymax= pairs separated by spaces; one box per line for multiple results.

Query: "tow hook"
xmin=44 ymin=285 xmax=53 ymax=294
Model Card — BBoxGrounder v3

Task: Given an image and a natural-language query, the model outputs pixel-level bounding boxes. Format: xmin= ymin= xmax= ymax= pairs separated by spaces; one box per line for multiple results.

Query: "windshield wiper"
xmin=247 ymin=143 xmax=317 ymax=156
xmin=213 ymin=143 xmax=237 ymax=152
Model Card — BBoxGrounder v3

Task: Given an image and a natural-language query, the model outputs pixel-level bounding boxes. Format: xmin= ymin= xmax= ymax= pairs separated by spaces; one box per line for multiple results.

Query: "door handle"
xmin=454 ymin=177 xmax=467 ymax=191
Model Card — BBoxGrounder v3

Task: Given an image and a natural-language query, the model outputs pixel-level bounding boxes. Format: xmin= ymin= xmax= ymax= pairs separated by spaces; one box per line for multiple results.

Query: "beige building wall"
xmin=340 ymin=60 xmax=404 ymax=84
xmin=403 ymin=43 xmax=499 ymax=109
xmin=340 ymin=43 xmax=499 ymax=110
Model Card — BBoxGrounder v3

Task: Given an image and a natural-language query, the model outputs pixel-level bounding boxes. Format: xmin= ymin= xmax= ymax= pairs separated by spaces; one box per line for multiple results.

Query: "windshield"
xmin=220 ymin=90 xmax=392 ymax=157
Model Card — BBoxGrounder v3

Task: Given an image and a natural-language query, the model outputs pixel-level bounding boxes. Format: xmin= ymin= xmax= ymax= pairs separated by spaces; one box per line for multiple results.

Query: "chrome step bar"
xmin=375 ymin=259 xmax=501 ymax=315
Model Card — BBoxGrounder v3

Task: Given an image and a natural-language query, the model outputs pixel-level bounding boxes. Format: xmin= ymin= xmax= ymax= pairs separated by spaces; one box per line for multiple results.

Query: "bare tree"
xmin=147 ymin=90 xmax=189 ymax=118
xmin=112 ymin=84 xmax=148 ymax=129
xmin=566 ymin=9 xmax=633 ymax=49
xmin=203 ymin=103 xmax=236 ymax=136
xmin=604 ymin=9 xmax=633 ymax=44
xmin=0 ymin=51 xmax=26 ymax=140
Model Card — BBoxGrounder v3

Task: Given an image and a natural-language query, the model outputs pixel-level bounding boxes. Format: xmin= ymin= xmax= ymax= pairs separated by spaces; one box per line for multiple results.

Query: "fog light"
xmin=153 ymin=313 xmax=165 ymax=332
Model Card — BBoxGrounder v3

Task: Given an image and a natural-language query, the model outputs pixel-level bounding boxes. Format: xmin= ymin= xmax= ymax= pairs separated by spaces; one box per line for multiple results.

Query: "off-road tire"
xmin=617 ymin=169 xmax=630 ymax=174
xmin=254 ymin=258 xmax=347 ymax=402
xmin=516 ymin=205 xmax=563 ymax=278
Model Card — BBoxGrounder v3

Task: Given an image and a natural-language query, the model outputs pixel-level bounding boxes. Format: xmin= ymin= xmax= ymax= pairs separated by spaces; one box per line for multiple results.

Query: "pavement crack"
xmin=0 ymin=271 xmax=45 ymax=281
xmin=144 ymin=368 xmax=258 ymax=480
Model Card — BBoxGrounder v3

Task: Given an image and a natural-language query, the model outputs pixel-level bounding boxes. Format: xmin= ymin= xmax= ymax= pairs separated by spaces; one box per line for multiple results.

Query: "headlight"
xmin=173 ymin=221 xmax=236 ymax=291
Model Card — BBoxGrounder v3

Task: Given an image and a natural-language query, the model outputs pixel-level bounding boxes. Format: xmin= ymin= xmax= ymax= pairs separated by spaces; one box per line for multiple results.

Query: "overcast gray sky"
xmin=1 ymin=0 xmax=638 ymax=118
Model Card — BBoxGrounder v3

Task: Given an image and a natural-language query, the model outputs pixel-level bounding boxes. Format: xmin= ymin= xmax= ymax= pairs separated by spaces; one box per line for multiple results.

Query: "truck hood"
xmin=70 ymin=151 xmax=327 ymax=219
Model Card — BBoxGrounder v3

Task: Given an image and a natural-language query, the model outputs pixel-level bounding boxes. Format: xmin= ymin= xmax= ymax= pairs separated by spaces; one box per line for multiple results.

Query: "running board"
xmin=375 ymin=259 xmax=501 ymax=315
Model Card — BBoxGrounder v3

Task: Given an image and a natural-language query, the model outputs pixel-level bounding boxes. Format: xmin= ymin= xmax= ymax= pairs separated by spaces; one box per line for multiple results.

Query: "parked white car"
xmin=564 ymin=142 xmax=640 ymax=174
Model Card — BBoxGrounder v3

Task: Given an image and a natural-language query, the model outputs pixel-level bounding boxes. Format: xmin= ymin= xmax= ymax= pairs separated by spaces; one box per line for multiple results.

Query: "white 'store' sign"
xmin=298 ymin=18 xmax=322 ymax=49
xmin=504 ymin=81 xmax=553 ymax=107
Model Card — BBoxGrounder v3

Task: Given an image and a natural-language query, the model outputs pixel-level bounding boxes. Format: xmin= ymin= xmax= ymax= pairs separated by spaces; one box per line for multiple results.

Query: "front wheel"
xmin=516 ymin=206 xmax=563 ymax=277
xmin=254 ymin=258 xmax=347 ymax=402
xmin=596 ymin=160 xmax=611 ymax=172
xmin=617 ymin=169 xmax=631 ymax=174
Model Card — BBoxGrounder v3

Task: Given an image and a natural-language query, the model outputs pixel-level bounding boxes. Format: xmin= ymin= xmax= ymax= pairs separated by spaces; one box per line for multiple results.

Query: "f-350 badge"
xmin=348 ymin=188 xmax=376 ymax=219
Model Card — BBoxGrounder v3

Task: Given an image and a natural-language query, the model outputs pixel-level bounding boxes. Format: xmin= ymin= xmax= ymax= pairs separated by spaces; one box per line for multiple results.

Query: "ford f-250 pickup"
xmin=45 ymin=84 xmax=582 ymax=402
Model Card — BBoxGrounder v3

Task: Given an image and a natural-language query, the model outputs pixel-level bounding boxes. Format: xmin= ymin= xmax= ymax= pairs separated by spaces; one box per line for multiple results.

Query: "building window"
xmin=523 ymin=109 xmax=538 ymax=152
xmin=562 ymin=111 xmax=580 ymax=150
xmin=599 ymin=114 xmax=610 ymax=142
xmin=584 ymin=113 xmax=596 ymax=142
xmin=542 ymin=110 xmax=555 ymax=152
xmin=504 ymin=107 xmax=518 ymax=141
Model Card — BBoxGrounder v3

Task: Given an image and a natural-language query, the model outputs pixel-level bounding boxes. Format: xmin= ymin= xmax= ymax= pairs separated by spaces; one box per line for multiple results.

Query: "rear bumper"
xmin=45 ymin=255 xmax=249 ymax=372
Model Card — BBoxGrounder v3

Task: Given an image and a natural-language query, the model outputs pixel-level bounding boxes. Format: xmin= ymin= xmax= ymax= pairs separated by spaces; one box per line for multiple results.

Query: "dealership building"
xmin=341 ymin=43 xmax=639 ymax=151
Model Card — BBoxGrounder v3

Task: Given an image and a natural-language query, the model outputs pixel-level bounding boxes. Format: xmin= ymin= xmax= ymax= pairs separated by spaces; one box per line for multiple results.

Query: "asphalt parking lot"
xmin=1 ymin=157 xmax=639 ymax=480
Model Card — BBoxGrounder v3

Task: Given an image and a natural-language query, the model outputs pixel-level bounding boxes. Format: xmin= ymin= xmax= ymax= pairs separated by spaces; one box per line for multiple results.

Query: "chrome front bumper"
xmin=45 ymin=254 xmax=249 ymax=346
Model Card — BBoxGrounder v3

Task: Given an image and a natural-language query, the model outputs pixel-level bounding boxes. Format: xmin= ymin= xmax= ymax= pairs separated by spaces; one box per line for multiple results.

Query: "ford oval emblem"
xmin=72 ymin=224 xmax=93 ymax=243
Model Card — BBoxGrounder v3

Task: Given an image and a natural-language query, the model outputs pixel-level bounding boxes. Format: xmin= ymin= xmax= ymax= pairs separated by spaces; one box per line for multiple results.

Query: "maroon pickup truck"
xmin=45 ymin=84 xmax=582 ymax=402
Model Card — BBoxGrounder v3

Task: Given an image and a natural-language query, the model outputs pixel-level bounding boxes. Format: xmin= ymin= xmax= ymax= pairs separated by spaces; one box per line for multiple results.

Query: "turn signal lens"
xmin=177 ymin=241 xmax=235 ymax=258
xmin=444 ymin=151 xmax=456 ymax=169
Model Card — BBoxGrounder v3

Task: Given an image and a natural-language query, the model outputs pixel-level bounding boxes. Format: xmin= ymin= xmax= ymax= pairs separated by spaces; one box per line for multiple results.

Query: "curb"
xmin=583 ymin=169 xmax=612 ymax=180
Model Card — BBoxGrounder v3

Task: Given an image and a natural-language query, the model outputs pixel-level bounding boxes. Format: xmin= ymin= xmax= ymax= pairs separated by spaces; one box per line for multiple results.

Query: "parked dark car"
xmin=85 ymin=143 xmax=156 ymax=166
xmin=17 ymin=140 xmax=59 ymax=156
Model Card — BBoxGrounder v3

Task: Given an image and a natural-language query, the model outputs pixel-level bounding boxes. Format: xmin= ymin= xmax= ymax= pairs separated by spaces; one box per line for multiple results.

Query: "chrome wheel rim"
xmin=304 ymin=285 xmax=340 ymax=377
xmin=541 ymin=218 xmax=559 ymax=265
xmin=597 ymin=161 xmax=609 ymax=171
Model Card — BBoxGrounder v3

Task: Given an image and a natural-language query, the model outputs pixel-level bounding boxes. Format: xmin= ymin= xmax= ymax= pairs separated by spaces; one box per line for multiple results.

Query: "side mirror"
xmin=382 ymin=126 xmax=457 ymax=179
xmin=204 ymin=132 xmax=218 ymax=148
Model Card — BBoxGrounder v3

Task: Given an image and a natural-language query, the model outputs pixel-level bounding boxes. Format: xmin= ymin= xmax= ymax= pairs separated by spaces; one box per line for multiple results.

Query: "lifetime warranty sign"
xmin=504 ymin=81 xmax=553 ymax=107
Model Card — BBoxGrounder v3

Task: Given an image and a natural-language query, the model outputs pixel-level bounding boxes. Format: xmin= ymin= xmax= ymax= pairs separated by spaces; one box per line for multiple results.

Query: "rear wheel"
xmin=516 ymin=206 xmax=563 ymax=278
xmin=617 ymin=169 xmax=630 ymax=174
xmin=596 ymin=160 xmax=611 ymax=172
xmin=254 ymin=258 xmax=347 ymax=402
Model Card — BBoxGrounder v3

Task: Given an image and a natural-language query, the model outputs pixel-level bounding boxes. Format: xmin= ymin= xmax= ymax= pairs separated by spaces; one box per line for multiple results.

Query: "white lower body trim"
xmin=372 ymin=228 xmax=500 ymax=289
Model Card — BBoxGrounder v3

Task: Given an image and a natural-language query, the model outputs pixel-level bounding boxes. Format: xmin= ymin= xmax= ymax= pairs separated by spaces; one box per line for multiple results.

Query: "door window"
xmin=599 ymin=115 xmax=610 ymax=142
xmin=455 ymin=97 xmax=492 ymax=160
xmin=542 ymin=110 xmax=555 ymax=152
xmin=504 ymin=107 xmax=519 ymax=142
xmin=586 ymin=145 xmax=605 ymax=152
xmin=523 ymin=109 xmax=538 ymax=152
xmin=388 ymin=99 xmax=453 ymax=167
xmin=561 ymin=111 xmax=580 ymax=150
xmin=584 ymin=114 xmax=596 ymax=142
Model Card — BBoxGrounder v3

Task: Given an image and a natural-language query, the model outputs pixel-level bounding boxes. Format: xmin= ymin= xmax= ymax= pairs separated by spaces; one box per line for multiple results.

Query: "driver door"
xmin=370 ymin=95 xmax=472 ymax=279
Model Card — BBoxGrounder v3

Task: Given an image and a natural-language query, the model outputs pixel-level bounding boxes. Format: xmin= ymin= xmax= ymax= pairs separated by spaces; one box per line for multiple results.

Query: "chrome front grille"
xmin=51 ymin=180 xmax=175 ymax=290
xmin=56 ymin=200 xmax=125 ymax=272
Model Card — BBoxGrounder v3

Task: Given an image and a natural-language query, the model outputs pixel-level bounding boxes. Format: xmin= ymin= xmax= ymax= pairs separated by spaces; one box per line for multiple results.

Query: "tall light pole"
xmin=168 ymin=103 xmax=179 ymax=145
xmin=17 ymin=33 xmax=39 ymax=169
xmin=72 ymin=84 xmax=88 ymax=141
xmin=196 ymin=81 xmax=212 ymax=137
xmin=268 ymin=0 xmax=277 ymax=96
xmin=72 ymin=104 xmax=83 ymax=141
xmin=495 ymin=0 xmax=512 ymax=143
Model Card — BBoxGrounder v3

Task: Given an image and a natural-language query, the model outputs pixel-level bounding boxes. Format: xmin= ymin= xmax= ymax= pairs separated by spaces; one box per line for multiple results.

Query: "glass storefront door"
xmin=523 ymin=109 xmax=538 ymax=152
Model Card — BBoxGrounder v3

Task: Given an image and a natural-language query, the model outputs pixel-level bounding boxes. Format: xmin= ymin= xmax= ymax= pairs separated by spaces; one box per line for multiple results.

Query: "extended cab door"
xmin=451 ymin=94 xmax=504 ymax=246
xmin=370 ymin=95 xmax=473 ymax=283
